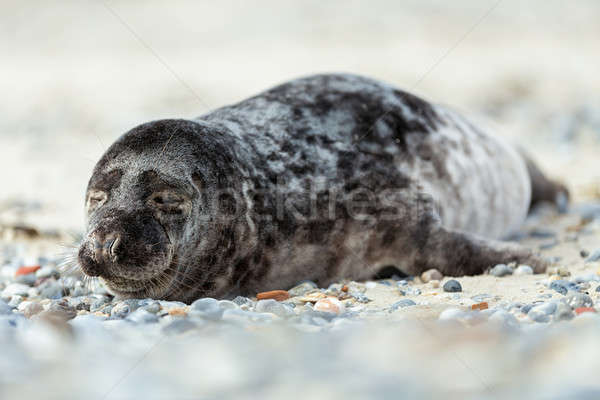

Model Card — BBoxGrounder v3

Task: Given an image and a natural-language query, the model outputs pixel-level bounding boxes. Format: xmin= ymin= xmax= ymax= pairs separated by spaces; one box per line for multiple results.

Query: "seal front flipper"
xmin=411 ymin=226 xmax=548 ymax=276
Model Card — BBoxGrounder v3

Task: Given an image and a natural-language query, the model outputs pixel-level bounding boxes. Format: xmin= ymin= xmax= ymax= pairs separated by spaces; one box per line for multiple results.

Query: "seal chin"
xmin=101 ymin=259 xmax=179 ymax=299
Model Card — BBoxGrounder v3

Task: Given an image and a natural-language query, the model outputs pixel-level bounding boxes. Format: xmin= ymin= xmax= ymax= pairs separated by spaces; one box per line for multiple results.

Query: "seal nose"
xmin=93 ymin=232 xmax=121 ymax=263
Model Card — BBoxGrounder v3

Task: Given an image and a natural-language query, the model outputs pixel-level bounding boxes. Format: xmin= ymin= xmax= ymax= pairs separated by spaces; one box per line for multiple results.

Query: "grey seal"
xmin=77 ymin=73 xmax=567 ymax=303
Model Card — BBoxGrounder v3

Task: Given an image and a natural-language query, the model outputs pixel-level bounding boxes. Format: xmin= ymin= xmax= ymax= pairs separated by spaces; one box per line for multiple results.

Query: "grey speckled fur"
xmin=77 ymin=73 xmax=567 ymax=303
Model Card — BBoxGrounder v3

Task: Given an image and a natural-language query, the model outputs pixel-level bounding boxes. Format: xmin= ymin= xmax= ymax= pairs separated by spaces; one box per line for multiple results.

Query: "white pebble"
xmin=514 ymin=265 xmax=534 ymax=276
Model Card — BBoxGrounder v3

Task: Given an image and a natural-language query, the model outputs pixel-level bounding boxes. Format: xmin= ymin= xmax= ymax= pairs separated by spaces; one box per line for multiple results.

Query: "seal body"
xmin=78 ymin=73 xmax=565 ymax=302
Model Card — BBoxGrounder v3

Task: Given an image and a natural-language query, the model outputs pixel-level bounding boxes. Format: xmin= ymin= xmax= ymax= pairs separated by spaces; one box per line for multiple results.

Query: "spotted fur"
xmin=78 ymin=73 xmax=566 ymax=302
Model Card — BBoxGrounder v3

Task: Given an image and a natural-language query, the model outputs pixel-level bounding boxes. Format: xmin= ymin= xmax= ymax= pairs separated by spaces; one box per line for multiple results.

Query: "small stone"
xmin=399 ymin=286 xmax=421 ymax=296
xmin=314 ymin=297 xmax=345 ymax=314
xmin=35 ymin=266 xmax=60 ymax=279
xmin=554 ymin=302 xmax=574 ymax=321
xmin=528 ymin=302 xmax=556 ymax=323
xmin=421 ymin=269 xmax=443 ymax=283
xmin=18 ymin=301 xmax=44 ymax=318
xmin=288 ymin=281 xmax=318 ymax=297
xmin=232 ymin=296 xmax=252 ymax=306
xmin=15 ymin=265 xmax=41 ymax=277
xmin=430 ymin=280 xmax=440 ymax=288
xmin=581 ymin=249 xmax=590 ymax=258
xmin=8 ymin=295 xmax=23 ymax=308
xmin=547 ymin=267 xmax=571 ymax=277
xmin=586 ymin=249 xmax=600 ymax=263
xmin=443 ymin=280 xmax=462 ymax=293
xmin=390 ymin=299 xmax=416 ymax=310
xmin=438 ymin=307 xmax=466 ymax=321
xmin=575 ymin=307 xmax=596 ymax=315
xmin=254 ymin=299 xmax=294 ymax=318
xmin=490 ymin=264 xmax=513 ymax=277
xmin=256 ymin=290 xmax=290 ymax=302
xmin=514 ymin=265 xmax=534 ymax=276
xmin=2 ymin=283 xmax=31 ymax=298
xmin=296 ymin=291 xmax=327 ymax=303
xmin=127 ymin=309 xmax=159 ymax=324
xmin=217 ymin=300 xmax=238 ymax=310
xmin=190 ymin=298 xmax=222 ymax=321
xmin=529 ymin=228 xmax=556 ymax=238
xmin=341 ymin=285 xmax=349 ymax=292
xmin=37 ymin=279 xmax=63 ymax=299
xmin=549 ymin=280 xmax=575 ymax=295
xmin=566 ymin=293 xmax=593 ymax=308
xmin=110 ymin=302 xmax=131 ymax=319
xmin=596 ymin=285 xmax=600 ymax=292
xmin=142 ymin=301 xmax=161 ymax=314
xmin=471 ymin=302 xmax=488 ymax=311
xmin=168 ymin=308 xmax=187 ymax=317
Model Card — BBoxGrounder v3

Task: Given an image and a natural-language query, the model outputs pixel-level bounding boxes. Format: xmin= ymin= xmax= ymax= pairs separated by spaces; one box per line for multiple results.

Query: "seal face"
xmin=78 ymin=73 xmax=567 ymax=303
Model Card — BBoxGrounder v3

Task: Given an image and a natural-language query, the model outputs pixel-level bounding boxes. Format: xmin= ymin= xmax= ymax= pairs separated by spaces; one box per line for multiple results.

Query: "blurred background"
xmin=2 ymin=0 xmax=600 ymax=233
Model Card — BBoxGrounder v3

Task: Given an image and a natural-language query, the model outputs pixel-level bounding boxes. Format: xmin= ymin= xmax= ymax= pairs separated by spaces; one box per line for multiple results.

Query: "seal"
xmin=77 ymin=73 xmax=567 ymax=303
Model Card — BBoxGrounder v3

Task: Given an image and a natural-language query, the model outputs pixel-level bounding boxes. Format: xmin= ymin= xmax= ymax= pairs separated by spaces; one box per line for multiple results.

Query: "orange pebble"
xmin=168 ymin=308 xmax=187 ymax=316
xmin=256 ymin=290 xmax=290 ymax=302
xmin=341 ymin=285 xmax=349 ymax=292
xmin=471 ymin=302 xmax=489 ymax=311
xmin=575 ymin=307 xmax=596 ymax=315
xmin=15 ymin=265 xmax=41 ymax=277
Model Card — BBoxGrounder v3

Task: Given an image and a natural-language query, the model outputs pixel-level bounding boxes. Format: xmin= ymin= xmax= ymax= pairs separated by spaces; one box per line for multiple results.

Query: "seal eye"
xmin=87 ymin=190 xmax=107 ymax=212
xmin=148 ymin=191 xmax=188 ymax=215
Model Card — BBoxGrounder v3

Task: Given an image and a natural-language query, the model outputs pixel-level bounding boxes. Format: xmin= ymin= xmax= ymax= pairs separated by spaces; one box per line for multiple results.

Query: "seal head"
xmin=78 ymin=119 xmax=244 ymax=300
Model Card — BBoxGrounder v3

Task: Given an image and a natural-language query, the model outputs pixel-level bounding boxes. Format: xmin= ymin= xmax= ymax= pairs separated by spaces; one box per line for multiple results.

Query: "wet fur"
xmin=79 ymin=73 xmax=567 ymax=303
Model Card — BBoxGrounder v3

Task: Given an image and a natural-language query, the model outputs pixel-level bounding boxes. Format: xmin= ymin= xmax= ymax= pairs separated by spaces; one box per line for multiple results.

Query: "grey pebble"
xmin=127 ymin=309 xmax=159 ymax=324
xmin=554 ymin=302 xmax=575 ymax=321
xmin=110 ymin=302 xmax=131 ymax=319
xmin=596 ymin=285 xmax=600 ymax=292
xmin=514 ymin=265 xmax=534 ymax=275
xmin=399 ymin=287 xmax=421 ymax=296
xmin=390 ymin=299 xmax=416 ymax=310
xmin=528 ymin=302 xmax=556 ymax=323
xmin=8 ymin=295 xmax=23 ymax=308
xmin=142 ymin=301 xmax=162 ymax=314
xmin=218 ymin=300 xmax=238 ymax=310
xmin=490 ymin=264 xmax=513 ymax=277
xmin=539 ymin=240 xmax=559 ymax=250
xmin=2 ymin=283 xmax=30 ymax=298
xmin=529 ymin=228 xmax=557 ymax=239
xmin=580 ymin=249 xmax=590 ymax=258
xmin=190 ymin=298 xmax=223 ymax=321
xmin=37 ymin=279 xmax=63 ymax=299
xmin=550 ymin=280 xmax=576 ymax=295
xmin=566 ymin=293 xmax=594 ymax=308
xmin=443 ymin=280 xmax=462 ymax=293
xmin=35 ymin=266 xmax=60 ymax=279
xmin=586 ymin=249 xmax=600 ymax=263
xmin=254 ymin=299 xmax=294 ymax=318
xmin=288 ymin=281 xmax=318 ymax=297
xmin=471 ymin=294 xmax=491 ymax=302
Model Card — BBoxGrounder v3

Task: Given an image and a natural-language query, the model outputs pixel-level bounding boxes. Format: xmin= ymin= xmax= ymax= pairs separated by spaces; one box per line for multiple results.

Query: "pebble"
xmin=142 ymin=301 xmax=162 ymax=314
xmin=547 ymin=267 xmax=571 ymax=277
xmin=438 ymin=308 xmax=466 ymax=321
xmin=554 ymin=302 xmax=575 ymax=321
xmin=566 ymin=293 xmax=593 ymax=309
xmin=18 ymin=301 xmax=44 ymax=318
xmin=586 ymin=249 xmax=600 ymax=263
xmin=528 ymin=302 xmax=557 ymax=323
xmin=287 ymin=281 xmax=318 ymax=297
xmin=549 ymin=280 xmax=576 ymax=295
xmin=1 ymin=283 xmax=31 ymax=298
xmin=190 ymin=298 xmax=223 ymax=321
xmin=514 ymin=265 xmax=533 ymax=276
xmin=256 ymin=290 xmax=290 ymax=302
xmin=420 ymin=269 xmax=443 ymax=283
xmin=35 ymin=266 xmax=60 ymax=279
xmin=471 ymin=302 xmax=488 ymax=311
xmin=575 ymin=307 xmax=596 ymax=315
xmin=314 ymin=297 xmax=345 ymax=314
xmin=580 ymin=249 xmax=590 ymax=258
xmin=254 ymin=299 xmax=294 ymax=318
xmin=390 ymin=299 xmax=416 ymax=310
xmin=399 ymin=287 xmax=421 ymax=296
xmin=443 ymin=280 xmax=462 ymax=293
xmin=110 ymin=302 xmax=131 ymax=319
xmin=490 ymin=264 xmax=513 ymax=277
xmin=488 ymin=310 xmax=519 ymax=330
xmin=127 ymin=309 xmax=159 ymax=324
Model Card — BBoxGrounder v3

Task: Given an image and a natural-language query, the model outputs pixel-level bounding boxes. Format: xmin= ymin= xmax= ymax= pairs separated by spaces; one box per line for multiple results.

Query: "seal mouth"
xmin=102 ymin=250 xmax=179 ymax=298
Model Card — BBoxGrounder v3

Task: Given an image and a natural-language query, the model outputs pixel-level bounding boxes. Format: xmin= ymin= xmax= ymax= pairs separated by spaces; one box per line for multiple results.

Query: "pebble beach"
xmin=3 ymin=1 xmax=600 ymax=398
